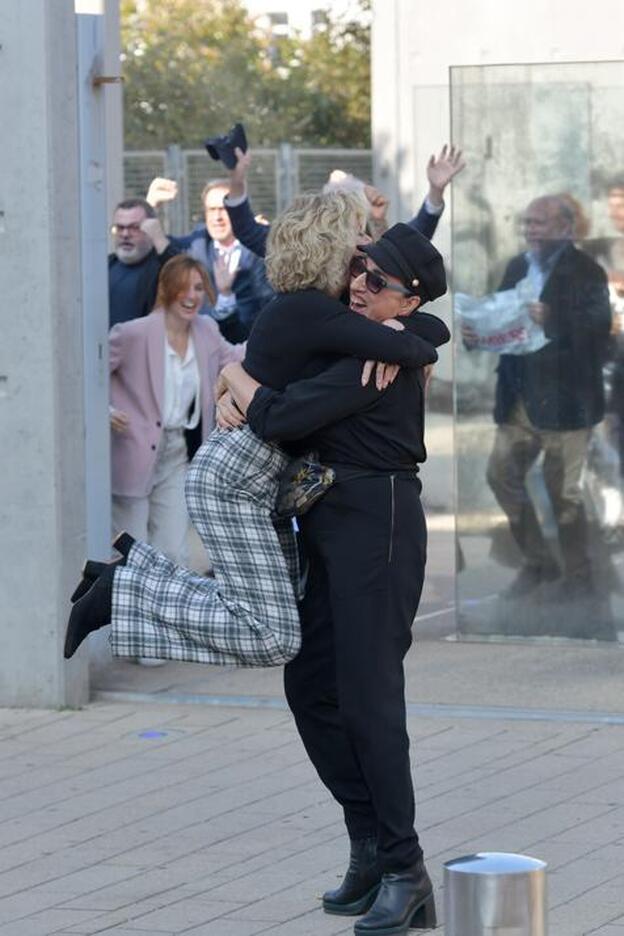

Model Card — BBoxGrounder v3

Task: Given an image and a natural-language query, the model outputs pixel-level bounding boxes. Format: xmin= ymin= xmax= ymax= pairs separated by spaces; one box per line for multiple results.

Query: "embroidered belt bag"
xmin=274 ymin=456 xmax=336 ymax=518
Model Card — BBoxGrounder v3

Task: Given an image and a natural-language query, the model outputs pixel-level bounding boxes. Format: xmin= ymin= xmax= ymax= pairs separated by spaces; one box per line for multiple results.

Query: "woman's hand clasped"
xmin=361 ymin=318 xmax=403 ymax=390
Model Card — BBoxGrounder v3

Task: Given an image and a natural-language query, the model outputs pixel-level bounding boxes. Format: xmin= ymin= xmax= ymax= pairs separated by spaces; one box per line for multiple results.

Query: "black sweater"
xmin=247 ymin=307 xmax=450 ymax=473
xmin=243 ymin=289 xmax=439 ymax=388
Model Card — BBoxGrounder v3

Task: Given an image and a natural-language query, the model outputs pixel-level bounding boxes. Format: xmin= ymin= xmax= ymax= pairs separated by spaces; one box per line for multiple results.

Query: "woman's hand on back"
xmin=216 ymin=391 xmax=246 ymax=430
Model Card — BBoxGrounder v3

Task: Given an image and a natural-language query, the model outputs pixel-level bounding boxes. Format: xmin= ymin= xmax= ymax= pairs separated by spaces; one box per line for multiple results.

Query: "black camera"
xmin=204 ymin=123 xmax=248 ymax=170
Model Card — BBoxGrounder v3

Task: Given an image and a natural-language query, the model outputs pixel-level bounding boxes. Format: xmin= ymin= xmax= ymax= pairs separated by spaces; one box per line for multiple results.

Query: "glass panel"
xmin=451 ymin=61 xmax=624 ymax=642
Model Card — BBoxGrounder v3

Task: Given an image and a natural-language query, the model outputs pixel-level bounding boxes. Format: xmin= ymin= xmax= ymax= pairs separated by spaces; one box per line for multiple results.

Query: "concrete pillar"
xmin=0 ymin=0 xmax=88 ymax=706
xmin=103 ymin=0 xmax=123 ymax=216
xmin=75 ymin=5 xmax=116 ymax=675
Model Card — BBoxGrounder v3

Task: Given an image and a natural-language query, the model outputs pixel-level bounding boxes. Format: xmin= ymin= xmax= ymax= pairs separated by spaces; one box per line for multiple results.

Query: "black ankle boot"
xmin=64 ymin=563 xmax=116 ymax=659
xmin=354 ymin=859 xmax=436 ymax=934
xmin=323 ymin=837 xmax=381 ymax=916
xmin=70 ymin=559 xmax=124 ymax=604
xmin=112 ymin=531 xmax=135 ymax=560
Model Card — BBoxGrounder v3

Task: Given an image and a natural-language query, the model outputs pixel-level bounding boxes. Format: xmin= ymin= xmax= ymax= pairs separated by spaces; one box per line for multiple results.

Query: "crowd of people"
xmin=103 ymin=142 xmax=463 ymax=636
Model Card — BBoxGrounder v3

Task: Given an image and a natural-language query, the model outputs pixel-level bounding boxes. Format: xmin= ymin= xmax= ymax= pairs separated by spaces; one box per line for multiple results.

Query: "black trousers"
xmin=284 ymin=474 xmax=426 ymax=872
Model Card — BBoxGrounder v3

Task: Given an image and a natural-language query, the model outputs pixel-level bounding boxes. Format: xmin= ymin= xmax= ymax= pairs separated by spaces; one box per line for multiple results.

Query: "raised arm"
xmin=225 ymin=197 xmax=270 ymax=258
xmin=223 ymin=147 xmax=270 ymax=258
xmin=408 ymin=203 xmax=442 ymax=240
xmin=407 ymin=145 xmax=465 ymax=241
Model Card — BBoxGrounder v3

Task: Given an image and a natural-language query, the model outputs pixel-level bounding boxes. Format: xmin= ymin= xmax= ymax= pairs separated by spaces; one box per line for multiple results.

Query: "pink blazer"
xmin=110 ymin=309 xmax=244 ymax=497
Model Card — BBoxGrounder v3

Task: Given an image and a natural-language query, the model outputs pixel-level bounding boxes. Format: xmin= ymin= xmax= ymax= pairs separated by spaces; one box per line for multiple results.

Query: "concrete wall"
xmin=372 ymin=0 xmax=624 ymax=228
xmin=104 ymin=0 xmax=124 ymax=215
xmin=0 ymin=0 xmax=88 ymax=706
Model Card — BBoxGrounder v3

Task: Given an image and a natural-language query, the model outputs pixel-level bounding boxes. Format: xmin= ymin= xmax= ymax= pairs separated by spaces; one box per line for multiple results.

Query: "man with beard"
xmin=108 ymin=198 xmax=180 ymax=327
xmin=485 ymin=195 xmax=612 ymax=606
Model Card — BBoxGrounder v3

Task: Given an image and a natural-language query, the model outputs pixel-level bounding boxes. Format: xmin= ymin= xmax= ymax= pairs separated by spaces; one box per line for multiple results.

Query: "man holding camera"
xmin=149 ymin=177 xmax=273 ymax=344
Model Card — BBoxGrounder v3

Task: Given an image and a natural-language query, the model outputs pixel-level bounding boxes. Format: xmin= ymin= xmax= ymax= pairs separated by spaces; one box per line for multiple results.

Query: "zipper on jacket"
xmin=388 ymin=475 xmax=396 ymax=564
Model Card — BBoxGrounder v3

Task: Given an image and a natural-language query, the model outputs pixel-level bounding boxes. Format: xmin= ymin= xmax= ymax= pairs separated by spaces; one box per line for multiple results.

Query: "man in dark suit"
xmin=170 ymin=180 xmax=273 ymax=344
xmin=486 ymin=195 xmax=612 ymax=601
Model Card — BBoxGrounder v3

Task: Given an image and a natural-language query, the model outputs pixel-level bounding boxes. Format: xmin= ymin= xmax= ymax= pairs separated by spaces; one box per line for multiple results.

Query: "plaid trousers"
xmin=110 ymin=426 xmax=301 ymax=667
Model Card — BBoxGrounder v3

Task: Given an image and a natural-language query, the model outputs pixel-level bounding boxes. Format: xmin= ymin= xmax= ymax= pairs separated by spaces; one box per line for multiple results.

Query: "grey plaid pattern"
xmin=110 ymin=426 xmax=301 ymax=667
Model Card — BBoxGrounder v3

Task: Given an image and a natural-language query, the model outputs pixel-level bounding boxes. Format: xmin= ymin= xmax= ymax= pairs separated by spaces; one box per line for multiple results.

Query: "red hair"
xmin=155 ymin=255 xmax=216 ymax=309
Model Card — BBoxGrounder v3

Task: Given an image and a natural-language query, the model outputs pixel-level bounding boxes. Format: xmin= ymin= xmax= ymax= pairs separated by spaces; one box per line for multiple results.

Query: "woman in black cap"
xmin=219 ymin=223 xmax=449 ymax=936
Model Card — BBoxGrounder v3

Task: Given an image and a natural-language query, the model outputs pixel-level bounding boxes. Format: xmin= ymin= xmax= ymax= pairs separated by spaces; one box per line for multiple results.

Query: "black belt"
xmin=327 ymin=464 xmax=420 ymax=484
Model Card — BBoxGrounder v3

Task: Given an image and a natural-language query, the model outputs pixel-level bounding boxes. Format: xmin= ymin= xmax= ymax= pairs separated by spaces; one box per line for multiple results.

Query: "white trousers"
xmin=112 ymin=429 xmax=189 ymax=565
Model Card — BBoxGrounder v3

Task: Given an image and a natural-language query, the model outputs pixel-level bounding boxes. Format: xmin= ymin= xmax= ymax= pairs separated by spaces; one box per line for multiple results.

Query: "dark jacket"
xmin=225 ymin=198 xmax=443 ymax=260
xmin=171 ymin=226 xmax=273 ymax=337
xmin=107 ymin=242 xmax=180 ymax=327
xmin=494 ymin=243 xmax=611 ymax=430
xmin=244 ymin=289 xmax=440 ymax=391
xmin=247 ymin=311 xmax=450 ymax=472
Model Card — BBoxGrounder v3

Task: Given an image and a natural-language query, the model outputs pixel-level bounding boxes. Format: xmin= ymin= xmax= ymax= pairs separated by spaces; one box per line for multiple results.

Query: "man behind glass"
xmin=485 ymin=195 xmax=612 ymax=617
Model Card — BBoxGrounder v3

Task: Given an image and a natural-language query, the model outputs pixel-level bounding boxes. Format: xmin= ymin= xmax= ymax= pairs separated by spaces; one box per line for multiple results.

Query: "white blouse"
xmin=163 ymin=335 xmax=200 ymax=430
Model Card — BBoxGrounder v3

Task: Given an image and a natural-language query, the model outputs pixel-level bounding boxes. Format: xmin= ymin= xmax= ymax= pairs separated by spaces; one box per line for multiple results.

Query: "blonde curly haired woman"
xmin=65 ymin=191 xmax=438 ymax=665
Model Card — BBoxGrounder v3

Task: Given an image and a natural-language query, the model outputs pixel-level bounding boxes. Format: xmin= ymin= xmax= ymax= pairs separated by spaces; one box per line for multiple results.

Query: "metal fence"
xmin=124 ymin=145 xmax=373 ymax=236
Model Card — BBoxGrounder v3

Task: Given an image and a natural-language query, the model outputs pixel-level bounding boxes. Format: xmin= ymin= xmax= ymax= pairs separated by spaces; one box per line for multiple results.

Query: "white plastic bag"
xmin=455 ymin=276 xmax=550 ymax=355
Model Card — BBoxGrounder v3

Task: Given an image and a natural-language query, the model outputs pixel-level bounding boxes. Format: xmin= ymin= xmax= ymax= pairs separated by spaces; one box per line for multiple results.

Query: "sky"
xmin=242 ymin=0 xmax=365 ymax=37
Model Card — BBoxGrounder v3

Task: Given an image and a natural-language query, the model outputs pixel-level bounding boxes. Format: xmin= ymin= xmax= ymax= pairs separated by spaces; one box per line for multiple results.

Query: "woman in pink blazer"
xmin=109 ymin=254 xmax=243 ymax=571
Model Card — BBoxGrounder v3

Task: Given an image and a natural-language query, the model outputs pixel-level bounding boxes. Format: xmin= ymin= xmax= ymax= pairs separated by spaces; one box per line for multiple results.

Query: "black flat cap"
xmin=204 ymin=123 xmax=247 ymax=170
xmin=362 ymin=222 xmax=447 ymax=305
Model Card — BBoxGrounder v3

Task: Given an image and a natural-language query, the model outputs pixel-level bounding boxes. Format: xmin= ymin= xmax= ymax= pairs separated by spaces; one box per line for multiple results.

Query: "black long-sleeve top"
xmin=243 ymin=288 xmax=439 ymax=389
xmin=247 ymin=313 xmax=450 ymax=473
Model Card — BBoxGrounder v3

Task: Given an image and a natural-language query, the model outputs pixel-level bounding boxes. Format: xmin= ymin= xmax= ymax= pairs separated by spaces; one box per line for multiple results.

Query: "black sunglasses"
xmin=349 ymin=255 xmax=414 ymax=296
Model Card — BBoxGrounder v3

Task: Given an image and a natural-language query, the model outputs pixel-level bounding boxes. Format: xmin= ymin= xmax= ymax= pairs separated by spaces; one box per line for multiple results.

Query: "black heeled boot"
xmin=70 ymin=559 xmax=124 ymax=604
xmin=323 ymin=837 xmax=381 ymax=916
xmin=64 ymin=563 xmax=117 ymax=659
xmin=354 ymin=859 xmax=436 ymax=934
xmin=112 ymin=531 xmax=136 ymax=560
xmin=70 ymin=530 xmax=135 ymax=603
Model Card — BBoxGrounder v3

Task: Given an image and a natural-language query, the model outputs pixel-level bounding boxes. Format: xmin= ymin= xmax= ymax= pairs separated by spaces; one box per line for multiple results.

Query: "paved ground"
xmin=5 ymin=420 xmax=624 ymax=935
xmin=2 ymin=629 xmax=624 ymax=936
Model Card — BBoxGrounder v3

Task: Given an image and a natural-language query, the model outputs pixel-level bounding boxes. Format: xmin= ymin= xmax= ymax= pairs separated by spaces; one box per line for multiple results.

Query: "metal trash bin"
xmin=444 ymin=852 xmax=547 ymax=935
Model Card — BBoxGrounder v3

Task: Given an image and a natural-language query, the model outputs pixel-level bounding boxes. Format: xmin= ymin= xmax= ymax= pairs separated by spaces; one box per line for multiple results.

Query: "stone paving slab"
xmin=92 ymin=634 xmax=624 ymax=714
xmin=1 ymin=698 xmax=624 ymax=935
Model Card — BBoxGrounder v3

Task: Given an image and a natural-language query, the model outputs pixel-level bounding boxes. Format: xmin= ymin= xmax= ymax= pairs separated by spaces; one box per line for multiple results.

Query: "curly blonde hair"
xmin=266 ymin=191 xmax=367 ymax=295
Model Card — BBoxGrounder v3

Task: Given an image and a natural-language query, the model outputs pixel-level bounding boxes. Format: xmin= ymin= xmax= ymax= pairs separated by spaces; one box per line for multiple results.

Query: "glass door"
xmin=451 ymin=61 xmax=624 ymax=642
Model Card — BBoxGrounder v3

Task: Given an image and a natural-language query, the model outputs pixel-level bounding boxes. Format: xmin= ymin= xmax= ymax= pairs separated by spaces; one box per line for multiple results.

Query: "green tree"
xmin=120 ymin=0 xmax=371 ymax=149
xmin=264 ymin=3 xmax=371 ymax=146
